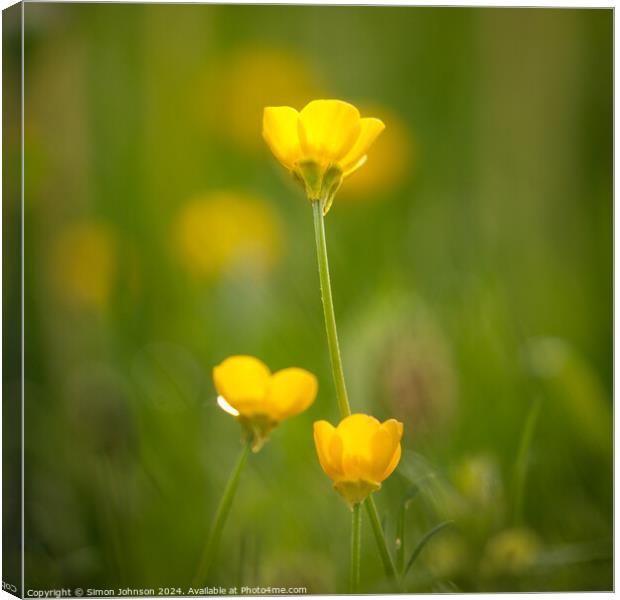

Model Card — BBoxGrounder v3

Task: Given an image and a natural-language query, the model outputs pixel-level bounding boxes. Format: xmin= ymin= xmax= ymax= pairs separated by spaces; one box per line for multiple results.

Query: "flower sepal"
xmin=292 ymin=160 xmax=343 ymax=214
xmin=320 ymin=164 xmax=344 ymax=215
xmin=334 ymin=480 xmax=381 ymax=510
xmin=238 ymin=414 xmax=278 ymax=453
xmin=293 ymin=159 xmax=323 ymax=200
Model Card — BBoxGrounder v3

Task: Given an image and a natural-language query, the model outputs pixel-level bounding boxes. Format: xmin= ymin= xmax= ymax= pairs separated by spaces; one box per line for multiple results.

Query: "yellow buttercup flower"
xmin=313 ymin=414 xmax=403 ymax=508
xmin=213 ymin=355 xmax=318 ymax=451
xmin=263 ymin=99 xmax=385 ymax=213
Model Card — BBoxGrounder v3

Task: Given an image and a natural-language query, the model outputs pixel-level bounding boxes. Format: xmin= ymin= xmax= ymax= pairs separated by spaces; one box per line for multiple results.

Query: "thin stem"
xmin=193 ymin=441 xmax=251 ymax=587
xmin=395 ymin=500 xmax=406 ymax=574
xmin=365 ymin=496 xmax=401 ymax=587
xmin=512 ymin=396 xmax=541 ymax=525
xmin=350 ymin=504 xmax=362 ymax=593
xmin=312 ymin=199 xmax=401 ymax=589
xmin=312 ymin=199 xmax=351 ymax=418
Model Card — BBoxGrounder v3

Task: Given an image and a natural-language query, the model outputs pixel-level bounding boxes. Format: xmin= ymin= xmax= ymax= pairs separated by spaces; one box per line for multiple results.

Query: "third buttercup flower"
xmin=314 ymin=414 xmax=403 ymax=508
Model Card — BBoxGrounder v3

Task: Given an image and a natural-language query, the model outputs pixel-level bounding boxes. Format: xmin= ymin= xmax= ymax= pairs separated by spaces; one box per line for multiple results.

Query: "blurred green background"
xmin=6 ymin=4 xmax=613 ymax=593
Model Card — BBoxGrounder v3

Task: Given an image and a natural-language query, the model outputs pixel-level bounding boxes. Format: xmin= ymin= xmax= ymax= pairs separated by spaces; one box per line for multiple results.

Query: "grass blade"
xmin=396 ymin=500 xmax=406 ymax=574
xmin=512 ymin=396 xmax=542 ymax=525
xmin=404 ymin=520 xmax=453 ymax=576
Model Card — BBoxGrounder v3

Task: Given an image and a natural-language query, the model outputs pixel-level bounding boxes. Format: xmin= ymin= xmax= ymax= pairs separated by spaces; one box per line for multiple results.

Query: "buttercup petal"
xmin=213 ymin=355 xmax=271 ymax=414
xmin=343 ymin=155 xmax=367 ymax=179
xmin=314 ymin=421 xmax=342 ymax=480
xmin=369 ymin=429 xmax=397 ymax=482
xmin=328 ymin=431 xmax=344 ymax=476
xmin=336 ymin=414 xmax=381 ymax=481
xmin=262 ymin=106 xmax=302 ymax=169
xmin=343 ymin=452 xmax=372 ymax=482
xmin=382 ymin=443 xmax=402 ymax=481
xmin=369 ymin=420 xmax=402 ymax=482
xmin=382 ymin=418 xmax=404 ymax=445
xmin=267 ymin=367 xmax=317 ymax=420
xmin=298 ymin=99 xmax=361 ymax=163
xmin=340 ymin=117 xmax=385 ymax=174
xmin=336 ymin=413 xmax=381 ymax=452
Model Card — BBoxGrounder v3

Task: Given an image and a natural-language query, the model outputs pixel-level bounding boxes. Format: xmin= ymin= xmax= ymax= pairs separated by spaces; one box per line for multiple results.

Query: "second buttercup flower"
xmin=214 ymin=355 xmax=318 ymax=451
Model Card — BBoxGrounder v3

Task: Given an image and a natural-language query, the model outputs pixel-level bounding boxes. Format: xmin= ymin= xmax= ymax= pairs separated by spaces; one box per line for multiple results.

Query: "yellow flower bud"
xmin=213 ymin=355 xmax=318 ymax=451
xmin=262 ymin=100 xmax=385 ymax=213
xmin=313 ymin=414 xmax=403 ymax=508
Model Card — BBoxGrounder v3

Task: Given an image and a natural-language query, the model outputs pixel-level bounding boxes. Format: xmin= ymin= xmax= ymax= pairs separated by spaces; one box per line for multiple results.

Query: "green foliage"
xmin=15 ymin=4 xmax=612 ymax=593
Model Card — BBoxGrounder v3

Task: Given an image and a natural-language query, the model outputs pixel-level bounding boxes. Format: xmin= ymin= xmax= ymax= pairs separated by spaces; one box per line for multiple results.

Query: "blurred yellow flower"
xmin=481 ymin=528 xmax=541 ymax=577
xmin=339 ymin=106 xmax=414 ymax=202
xmin=263 ymin=99 xmax=385 ymax=213
xmin=213 ymin=355 xmax=318 ymax=451
xmin=50 ymin=220 xmax=117 ymax=311
xmin=452 ymin=455 xmax=501 ymax=508
xmin=205 ymin=47 xmax=322 ymax=151
xmin=423 ymin=532 xmax=469 ymax=579
xmin=174 ymin=192 xmax=281 ymax=278
xmin=313 ymin=414 xmax=403 ymax=507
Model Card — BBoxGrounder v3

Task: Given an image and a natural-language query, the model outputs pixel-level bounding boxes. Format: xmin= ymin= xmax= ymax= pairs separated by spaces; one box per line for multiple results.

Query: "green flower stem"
xmin=193 ymin=440 xmax=251 ymax=587
xmin=365 ymin=496 xmax=401 ymax=586
xmin=312 ymin=199 xmax=352 ymax=418
xmin=512 ymin=397 xmax=541 ymax=525
xmin=350 ymin=503 xmax=362 ymax=593
xmin=311 ymin=198 xmax=400 ymax=587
